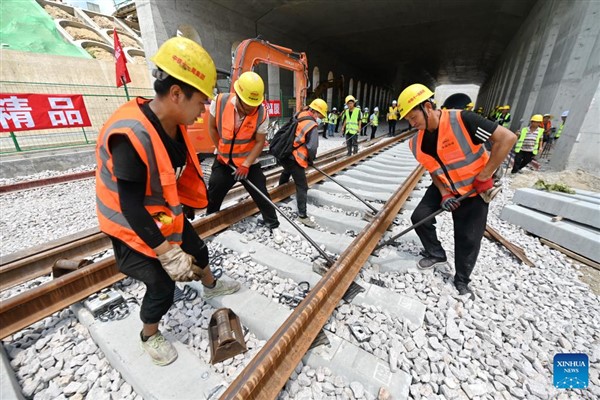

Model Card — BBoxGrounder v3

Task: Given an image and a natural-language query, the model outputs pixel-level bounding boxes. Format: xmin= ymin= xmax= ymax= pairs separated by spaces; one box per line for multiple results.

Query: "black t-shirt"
xmin=107 ymin=100 xmax=189 ymax=250
xmin=421 ymin=110 xmax=498 ymax=158
xmin=109 ymin=100 xmax=187 ymax=182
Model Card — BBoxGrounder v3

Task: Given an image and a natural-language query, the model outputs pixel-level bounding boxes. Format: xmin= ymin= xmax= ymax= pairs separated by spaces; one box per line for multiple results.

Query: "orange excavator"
xmin=187 ymin=38 xmax=310 ymax=158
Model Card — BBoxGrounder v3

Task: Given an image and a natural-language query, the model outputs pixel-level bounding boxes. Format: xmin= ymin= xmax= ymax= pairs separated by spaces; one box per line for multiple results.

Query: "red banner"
xmin=113 ymin=29 xmax=131 ymax=88
xmin=0 ymin=93 xmax=92 ymax=132
xmin=265 ymin=100 xmax=282 ymax=117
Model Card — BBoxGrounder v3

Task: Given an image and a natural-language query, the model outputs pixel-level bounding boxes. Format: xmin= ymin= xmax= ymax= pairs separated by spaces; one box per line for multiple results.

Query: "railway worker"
xmin=341 ymin=95 xmax=362 ymax=156
xmin=387 ymin=99 xmax=399 ymax=136
xmin=464 ymin=102 xmax=474 ymax=111
xmin=278 ymin=99 xmax=328 ymax=228
xmin=327 ymin=107 xmax=338 ymax=137
xmin=511 ymin=114 xmax=544 ymax=174
xmin=361 ymin=107 xmax=369 ymax=135
xmin=95 ymin=37 xmax=240 ymax=366
xmin=207 ymin=71 xmax=284 ymax=244
xmin=397 ymin=84 xmax=517 ymax=299
xmin=369 ymin=107 xmax=380 ymax=140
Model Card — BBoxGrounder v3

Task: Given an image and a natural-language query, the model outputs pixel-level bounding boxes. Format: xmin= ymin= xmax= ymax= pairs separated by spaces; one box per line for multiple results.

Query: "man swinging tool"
xmin=397 ymin=84 xmax=516 ymax=299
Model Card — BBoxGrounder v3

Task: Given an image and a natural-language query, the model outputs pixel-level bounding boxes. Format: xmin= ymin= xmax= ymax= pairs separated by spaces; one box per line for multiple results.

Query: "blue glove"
xmin=441 ymin=194 xmax=460 ymax=212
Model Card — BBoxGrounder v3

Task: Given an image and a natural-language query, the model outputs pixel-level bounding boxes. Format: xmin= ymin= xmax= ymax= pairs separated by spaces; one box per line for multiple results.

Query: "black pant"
xmin=207 ymin=159 xmax=279 ymax=229
xmin=511 ymin=151 xmax=534 ymax=173
xmin=111 ymin=219 xmax=208 ymax=324
xmin=388 ymin=120 xmax=397 ymax=135
xmin=361 ymin=123 xmax=368 ymax=135
xmin=345 ymin=133 xmax=358 ymax=155
xmin=278 ymin=157 xmax=308 ymax=217
xmin=370 ymin=125 xmax=378 ymax=140
xmin=411 ymin=184 xmax=489 ymax=285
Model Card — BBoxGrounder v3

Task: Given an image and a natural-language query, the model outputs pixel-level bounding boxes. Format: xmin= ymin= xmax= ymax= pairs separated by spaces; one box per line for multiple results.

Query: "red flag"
xmin=113 ymin=29 xmax=131 ymax=88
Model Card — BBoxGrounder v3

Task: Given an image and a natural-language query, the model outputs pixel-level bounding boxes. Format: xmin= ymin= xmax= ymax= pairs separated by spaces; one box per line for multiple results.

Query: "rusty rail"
xmin=0 ymin=133 xmax=414 ymax=339
xmin=219 ymin=165 xmax=425 ymax=399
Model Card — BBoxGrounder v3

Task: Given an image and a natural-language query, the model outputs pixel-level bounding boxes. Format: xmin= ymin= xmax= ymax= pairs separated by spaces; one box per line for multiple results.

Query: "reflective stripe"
xmin=216 ymin=93 xmax=230 ymax=137
xmin=345 ymin=109 xmax=360 ymax=134
xmin=218 ymin=150 xmax=251 ymax=158
xmin=221 ymin=138 xmax=254 ymax=144
xmin=97 ymin=195 xmax=131 ymax=229
xmin=448 ymin=111 xmax=475 ymax=156
xmin=294 ymin=122 xmax=315 ymax=145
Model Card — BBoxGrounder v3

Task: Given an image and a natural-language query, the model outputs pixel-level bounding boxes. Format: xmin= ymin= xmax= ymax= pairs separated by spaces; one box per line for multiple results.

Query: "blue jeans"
xmin=327 ymin=124 xmax=335 ymax=136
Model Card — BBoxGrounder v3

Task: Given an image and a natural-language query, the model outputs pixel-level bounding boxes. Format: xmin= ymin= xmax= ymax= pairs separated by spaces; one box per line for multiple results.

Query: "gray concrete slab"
xmin=341 ymin=169 xmax=409 ymax=185
xmin=72 ymin=303 xmax=226 ymax=400
xmin=308 ymin=189 xmax=378 ymax=214
xmin=0 ymin=344 xmax=24 ymax=400
xmin=317 ymin=181 xmax=391 ymax=202
xmin=501 ymin=204 xmax=600 ymax=262
xmin=512 ymin=188 xmax=600 ymax=229
xmin=330 ymin=174 xmax=403 ymax=194
xmin=352 ymin=164 xmax=415 ymax=178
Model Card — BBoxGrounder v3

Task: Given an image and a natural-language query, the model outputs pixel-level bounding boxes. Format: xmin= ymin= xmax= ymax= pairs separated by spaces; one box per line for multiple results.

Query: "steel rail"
xmin=0 ymin=134 xmax=404 ymax=291
xmin=0 ymin=133 xmax=412 ymax=339
xmin=219 ymin=165 xmax=425 ymax=400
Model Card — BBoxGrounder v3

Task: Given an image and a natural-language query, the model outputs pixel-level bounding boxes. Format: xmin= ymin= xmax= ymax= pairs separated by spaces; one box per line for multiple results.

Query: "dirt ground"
xmin=510 ymin=167 xmax=600 ymax=295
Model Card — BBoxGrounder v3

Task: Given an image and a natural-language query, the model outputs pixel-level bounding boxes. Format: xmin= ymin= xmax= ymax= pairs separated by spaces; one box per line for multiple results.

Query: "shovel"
xmin=311 ymin=164 xmax=378 ymax=221
xmin=373 ymin=189 xmax=476 ymax=254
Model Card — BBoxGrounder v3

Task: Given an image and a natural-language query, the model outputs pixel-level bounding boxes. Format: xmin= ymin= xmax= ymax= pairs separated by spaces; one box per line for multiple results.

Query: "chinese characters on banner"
xmin=265 ymin=100 xmax=282 ymax=117
xmin=0 ymin=94 xmax=92 ymax=132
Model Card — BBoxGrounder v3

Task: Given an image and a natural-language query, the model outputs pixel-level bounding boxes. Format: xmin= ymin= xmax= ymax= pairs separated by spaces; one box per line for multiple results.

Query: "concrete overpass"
xmin=136 ymin=0 xmax=600 ymax=173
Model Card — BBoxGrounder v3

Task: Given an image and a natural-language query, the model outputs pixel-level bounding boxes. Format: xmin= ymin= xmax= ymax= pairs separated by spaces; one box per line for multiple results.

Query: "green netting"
xmin=0 ymin=0 xmax=90 ymax=58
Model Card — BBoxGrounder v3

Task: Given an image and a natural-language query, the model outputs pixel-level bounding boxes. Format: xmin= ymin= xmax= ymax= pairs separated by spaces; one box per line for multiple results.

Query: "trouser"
xmin=278 ymin=157 xmax=308 ymax=217
xmin=511 ymin=151 xmax=534 ymax=173
xmin=361 ymin=122 xmax=368 ymax=135
xmin=388 ymin=120 xmax=397 ymax=135
xmin=111 ymin=219 xmax=209 ymax=324
xmin=327 ymin=124 xmax=335 ymax=136
xmin=370 ymin=125 xmax=378 ymax=140
xmin=345 ymin=133 xmax=358 ymax=155
xmin=207 ymin=159 xmax=279 ymax=229
xmin=411 ymin=184 xmax=489 ymax=285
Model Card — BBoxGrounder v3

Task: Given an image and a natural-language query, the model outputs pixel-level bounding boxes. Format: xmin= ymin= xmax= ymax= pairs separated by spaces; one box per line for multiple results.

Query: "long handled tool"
xmin=229 ymin=166 xmax=335 ymax=267
xmin=311 ymin=165 xmax=378 ymax=214
xmin=373 ymin=189 xmax=476 ymax=252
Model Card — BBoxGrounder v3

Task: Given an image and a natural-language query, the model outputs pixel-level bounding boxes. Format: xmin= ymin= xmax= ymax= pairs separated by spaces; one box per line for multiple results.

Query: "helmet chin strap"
xmin=419 ymin=103 xmax=430 ymax=131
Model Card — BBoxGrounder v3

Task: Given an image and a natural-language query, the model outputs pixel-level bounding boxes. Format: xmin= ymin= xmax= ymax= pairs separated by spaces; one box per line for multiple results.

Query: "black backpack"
xmin=268 ymin=115 xmax=314 ymax=161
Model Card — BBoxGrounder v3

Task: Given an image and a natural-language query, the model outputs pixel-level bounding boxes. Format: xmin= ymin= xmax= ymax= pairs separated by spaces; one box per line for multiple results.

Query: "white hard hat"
xmin=561 ymin=110 xmax=569 ymax=117
xmin=332 ymin=107 xmax=337 ymax=111
xmin=364 ymin=107 xmax=369 ymax=111
xmin=392 ymin=100 xmax=397 ymax=104
xmin=374 ymin=107 xmax=379 ymax=111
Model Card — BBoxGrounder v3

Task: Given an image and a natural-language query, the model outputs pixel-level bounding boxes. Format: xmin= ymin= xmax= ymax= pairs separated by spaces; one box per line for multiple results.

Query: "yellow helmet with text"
xmin=397 ymin=83 xmax=434 ymax=119
xmin=150 ymin=36 xmax=217 ymax=99
xmin=530 ymin=114 xmax=543 ymax=123
xmin=309 ymin=98 xmax=328 ymax=118
xmin=234 ymin=71 xmax=265 ymax=107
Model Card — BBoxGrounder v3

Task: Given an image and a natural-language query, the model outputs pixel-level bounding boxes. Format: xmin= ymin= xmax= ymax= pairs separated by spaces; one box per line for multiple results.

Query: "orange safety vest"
xmin=409 ymin=109 xmax=489 ymax=196
xmin=95 ymin=98 xmax=208 ymax=258
xmin=292 ymin=111 xmax=318 ymax=168
xmin=215 ymin=93 xmax=267 ymax=167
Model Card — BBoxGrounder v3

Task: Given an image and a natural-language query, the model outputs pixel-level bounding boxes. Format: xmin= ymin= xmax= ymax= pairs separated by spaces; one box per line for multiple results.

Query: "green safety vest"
xmin=502 ymin=113 xmax=511 ymax=128
xmin=322 ymin=114 xmax=329 ymax=124
xmin=328 ymin=113 xmax=338 ymax=124
xmin=556 ymin=123 xmax=564 ymax=138
xmin=515 ymin=127 xmax=544 ymax=155
xmin=344 ymin=108 xmax=361 ymax=135
xmin=361 ymin=112 xmax=369 ymax=123
xmin=371 ymin=113 xmax=379 ymax=126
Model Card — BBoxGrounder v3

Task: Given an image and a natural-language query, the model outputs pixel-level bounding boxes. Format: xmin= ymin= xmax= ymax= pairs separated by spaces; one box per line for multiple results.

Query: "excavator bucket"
xmin=208 ymin=308 xmax=247 ymax=364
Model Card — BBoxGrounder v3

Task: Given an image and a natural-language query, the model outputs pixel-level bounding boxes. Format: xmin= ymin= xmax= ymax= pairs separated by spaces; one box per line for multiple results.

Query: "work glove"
xmin=157 ymin=244 xmax=203 ymax=282
xmin=473 ymin=176 xmax=494 ymax=194
xmin=232 ymin=165 xmax=250 ymax=181
xmin=440 ymin=194 xmax=461 ymax=212
xmin=182 ymin=205 xmax=196 ymax=221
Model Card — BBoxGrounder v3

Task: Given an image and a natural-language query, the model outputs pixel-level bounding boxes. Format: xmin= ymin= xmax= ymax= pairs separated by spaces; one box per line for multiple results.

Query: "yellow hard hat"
xmin=345 ymin=95 xmax=356 ymax=104
xmin=530 ymin=114 xmax=543 ymax=123
xmin=503 ymin=105 xmax=511 ymax=110
xmin=150 ymin=37 xmax=217 ymax=100
xmin=309 ymin=98 xmax=328 ymax=118
xmin=466 ymin=102 xmax=474 ymax=108
xmin=397 ymin=83 xmax=434 ymax=119
xmin=234 ymin=71 xmax=265 ymax=107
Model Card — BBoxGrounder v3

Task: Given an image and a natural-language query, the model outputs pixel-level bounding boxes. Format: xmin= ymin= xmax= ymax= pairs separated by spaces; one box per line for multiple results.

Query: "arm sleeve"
xmin=305 ymin=126 xmax=319 ymax=161
xmin=460 ymin=111 xmax=499 ymax=145
xmin=109 ymin=135 xmax=147 ymax=182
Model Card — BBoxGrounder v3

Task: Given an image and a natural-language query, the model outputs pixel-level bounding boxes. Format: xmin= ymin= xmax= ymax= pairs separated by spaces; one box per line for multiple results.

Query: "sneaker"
xmin=271 ymin=228 xmax=284 ymax=244
xmin=141 ymin=331 xmax=178 ymax=366
xmin=417 ymin=256 xmax=447 ymax=270
xmin=298 ymin=216 xmax=317 ymax=228
xmin=455 ymin=282 xmax=475 ymax=300
xmin=203 ymin=279 xmax=241 ymax=300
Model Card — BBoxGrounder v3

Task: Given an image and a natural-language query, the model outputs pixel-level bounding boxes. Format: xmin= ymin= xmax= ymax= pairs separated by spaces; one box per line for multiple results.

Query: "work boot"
xmin=203 ymin=279 xmax=241 ymax=300
xmin=298 ymin=215 xmax=317 ymax=228
xmin=270 ymin=228 xmax=284 ymax=244
xmin=417 ymin=256 xmax=447 ymax=270
xmin=141 ymin=331 xmax=178 ymax=366
xmin=454 ymin=282 xmax=475 ymax=300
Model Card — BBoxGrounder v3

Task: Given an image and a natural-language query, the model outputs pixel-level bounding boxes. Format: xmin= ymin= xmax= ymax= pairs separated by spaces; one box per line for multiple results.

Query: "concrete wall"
xmin=134 ymin=0 xmax=392 ymax=112
xmin=477 ymin=0 xmax=600 ymax=174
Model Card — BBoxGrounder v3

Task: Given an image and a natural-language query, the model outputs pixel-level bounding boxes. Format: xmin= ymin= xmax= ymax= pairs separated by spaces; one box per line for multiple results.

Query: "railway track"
xmin=2 ymin=132 xmax=433 ymax=399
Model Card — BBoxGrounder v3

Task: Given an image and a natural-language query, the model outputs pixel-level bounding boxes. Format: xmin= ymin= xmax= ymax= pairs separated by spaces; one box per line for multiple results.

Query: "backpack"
xmin=268 ymin=115 xmax=314 ymax=161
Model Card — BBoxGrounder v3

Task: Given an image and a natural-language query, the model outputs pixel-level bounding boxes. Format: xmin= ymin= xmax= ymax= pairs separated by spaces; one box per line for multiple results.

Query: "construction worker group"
xmin=95 ymin=36 xmax=569 ymax=367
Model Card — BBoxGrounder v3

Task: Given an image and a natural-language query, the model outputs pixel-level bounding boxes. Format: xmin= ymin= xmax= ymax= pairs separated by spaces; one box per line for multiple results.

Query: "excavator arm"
xmin=231 ymin=38 xmax=309 ymax=113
